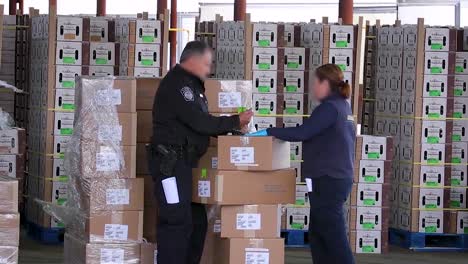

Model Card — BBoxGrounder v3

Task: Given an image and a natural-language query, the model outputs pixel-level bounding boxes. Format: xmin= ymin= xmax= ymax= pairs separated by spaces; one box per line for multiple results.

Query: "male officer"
xmin=151 ymin=41 xmax=253 ymax=264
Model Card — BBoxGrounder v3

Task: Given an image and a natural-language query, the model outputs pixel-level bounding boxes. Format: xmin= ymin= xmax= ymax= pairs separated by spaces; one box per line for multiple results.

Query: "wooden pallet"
xmin=389 ymin=228 xmax=468 ymax=252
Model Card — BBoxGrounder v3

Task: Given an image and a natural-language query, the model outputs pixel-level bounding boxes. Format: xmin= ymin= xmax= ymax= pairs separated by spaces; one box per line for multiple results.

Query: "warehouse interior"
xmin=0 ymin=0 xmax=468 ymax=263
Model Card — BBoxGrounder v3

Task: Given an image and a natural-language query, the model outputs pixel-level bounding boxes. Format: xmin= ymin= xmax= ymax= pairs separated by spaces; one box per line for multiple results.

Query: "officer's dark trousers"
xmin=308 ymin=177 xmax=355 ymax=264
xmin=151 ymin=158 xmax=208 ymax=264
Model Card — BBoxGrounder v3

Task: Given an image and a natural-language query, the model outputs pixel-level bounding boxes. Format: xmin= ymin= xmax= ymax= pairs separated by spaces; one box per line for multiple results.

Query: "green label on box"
xmin=258 ymin=63 xmax=270 ymax=70
xmin=258 ymin=40 xmax=270 ymax=47
xmin=427 ymin=136 xmax=439 ymax=144
xmin=60 ymin=128 xmax=73 ymax=135
xmin=237 ymin=107 xmax=247 ymax=113
xmin=454 ymin=112 xmax=463 ymax=119
xmin=142 ymin=36 xmax=155 ymax=43
xmin=291 ymin=223 xmax=304 ymax=230
xmin=290 ymin=154 xmax=296 ymax=161
xmin=57 ymin=176 xmax=69 ymax=182
xmin=286 ymin=85 xmax=298 ymax=92
xmin=426 ymin=181 xmax=438 ymax=187
xmin=451 ymin=179 xmax=461 ymax=186
xmin=450 ymin=200 xmax=461 ymax=208
xmin=431 ymin=43 xmax=443 ymax=50
xmin=258 ymin=108 xmax=271 ymax=115
xmin=427 ymin=158 xmax=439 ymax=165
xmin=362 ymin=222 xmax=375 ymax=230
xmin=364 ymin=176 xmax=377 ymax=183
xmin=58 ymin=153 xmax=65 ymax=159
xmin=258 ymin=86 xmax=270 ymax=93
xmin=201 ymin=168 xmax=207 ymax=179
xmin=428 ymin=113 xmax=440 ymax=119
xmin=362 ymin=246 xmax=374 ymax=253
xmin=425 ymin=204 xmax=437 ymax=209
xmin=425 ymin=226 xmax=437 ymax=233
xmin=287 ymin=62 xmax=299 ymax=69
xmin=464 ymin=227 xmax=468 ymax=234
xmin=453 ymin=135 xmax=462 ymax=142
xmin=367 ymin=153 xmax=380 ymax=159
xmin=95 ymin=58 xmax=108 ymax=65
xmin=455 ymin=89 xmax=464 ymax=96
xmin=57 ymin=222 xmax=65 ymax=228
xmin=456 ymin=66 xmax=464 ymax=73
xmin=431 ymin=67 xmax=443 ymax=74
xmin=62 ymin=104 xmax=75 ymax=110
xmin=336 ymin=41 xmax=348 ymax=48
xmin=429 ymin=90 xmax=441 ymax=97
xmin=296 ymin=199 xmax=305 ymax=206
xmin=338 ymin=64 xmax=346 ymax=71
xmin=363 ymin=199 xmax=375 ymax=206
xmin=63 ymin=57 xmax=76 ymax=64
xmin=285 ymin=108 xmax=297 ymax=114
xmin=452 ymin=157 xmax=462 ymax=164
xmin=142 ymin=59 xmax=154 ymax=66
xmin=57 ymin=198 xmax=67 ymax=206
xmin=62 ymin=81 xmax=75 ymax=88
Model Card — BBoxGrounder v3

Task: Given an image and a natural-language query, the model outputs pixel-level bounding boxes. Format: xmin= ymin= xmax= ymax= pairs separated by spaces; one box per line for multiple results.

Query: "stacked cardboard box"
xmin=117 ymin=19 xmax=162 ymax=78
xmin=216 ymin=21 xmax=245 ymax=79
xmin=361 ymin=23 xmax=378 ymax=135
xmin=0 ymin=15 xmax=18 ymax=118
xmin=347 ymin=135 xmax=393 ymax=254
xmin=0 ymin=176 xmax=19 ymax=263
xmin=195 ymin=20 xmax=217 ymax=78
xmin=62 ymin=76 xmax=143 ymax=263
xmin=135 ymin=78 xmax=161 ymax=243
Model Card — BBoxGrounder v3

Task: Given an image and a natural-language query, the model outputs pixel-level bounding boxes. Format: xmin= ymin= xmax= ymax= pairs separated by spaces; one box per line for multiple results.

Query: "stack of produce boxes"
xmin=0 ymin=176 xmax=19 ymax=263
xmin=0 ymin=15 xmax=18 ymax=117
xmin=195 ymin=20 xmax=217 ymax=78
xmin=216 ymin=21 xmax=245 ymax=79
xmin=348 ymin=135 xmax=393 ymax=254
xmin=63 ymin=76 xmax=144 ymax=263
xmin=117 ymin=19 xmax=162 ymax=78
xmin=192 ymin=80 xmax=296 ymax=263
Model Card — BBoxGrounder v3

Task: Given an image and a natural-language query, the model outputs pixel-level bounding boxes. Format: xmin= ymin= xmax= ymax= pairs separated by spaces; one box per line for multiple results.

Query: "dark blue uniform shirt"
xmin=268 ymin=94 xmax=355 ymax=180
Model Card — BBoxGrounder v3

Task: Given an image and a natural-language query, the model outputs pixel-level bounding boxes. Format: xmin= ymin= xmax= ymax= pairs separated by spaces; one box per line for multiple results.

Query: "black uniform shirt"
xmin=152 ymin=64 xmax=240 ymax=157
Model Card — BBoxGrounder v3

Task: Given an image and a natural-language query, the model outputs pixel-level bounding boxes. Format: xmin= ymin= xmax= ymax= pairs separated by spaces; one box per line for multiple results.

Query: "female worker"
xmin=250 ymin=64 xmax=356 ymax=264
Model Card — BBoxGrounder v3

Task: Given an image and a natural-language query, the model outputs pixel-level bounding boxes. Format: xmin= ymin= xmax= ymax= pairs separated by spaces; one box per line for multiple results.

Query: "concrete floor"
xmin=18 ymin=234 xmax=467 ymax=264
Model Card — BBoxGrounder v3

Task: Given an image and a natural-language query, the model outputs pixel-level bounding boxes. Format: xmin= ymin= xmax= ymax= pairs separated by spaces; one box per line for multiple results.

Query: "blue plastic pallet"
xmin=26 ymin=222 xmax=64 ymax=245
xmin=281 ymin=229 xmax=310 ymax=248
xmin=389 ymin=228 xmax=468 ymax=252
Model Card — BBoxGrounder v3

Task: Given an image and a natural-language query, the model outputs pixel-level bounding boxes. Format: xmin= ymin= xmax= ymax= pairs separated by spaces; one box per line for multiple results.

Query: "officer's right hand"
xmin=239 ymin=110 xmax=253 ymax=127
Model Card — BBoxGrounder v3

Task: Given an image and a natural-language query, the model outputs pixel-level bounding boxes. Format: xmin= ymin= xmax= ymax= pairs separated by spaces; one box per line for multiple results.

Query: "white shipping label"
xmin=198 ymin=181 xmax=211 ymax=198
xmin=245 ymin=248 xmax=270 ymax=264
xmin=96 ymin=89 xmax=122 ymax=106
xmin=100 ymin=248 xmax=124 ymax=264
xmin=218 ymin=92 xmax=242 ymax=108
xmin=236 ymin=213 xmax=261 ymax=230
xmin=230 ymin=147 xmax=255 ymax=164
xmin=98 ymin=125 xmax=123 ymax=142
xmin=214 ymin=219 xmax=221 ymax=233
xmin=103 ymin=224 xmax=129 ymax=241
xmin=96 ymin=151 xmax=120 ymax=171
xmin=211 ymin=157 xmax=218 ymax=169
xmin=106 ymin=189 xmax=130 ymax=205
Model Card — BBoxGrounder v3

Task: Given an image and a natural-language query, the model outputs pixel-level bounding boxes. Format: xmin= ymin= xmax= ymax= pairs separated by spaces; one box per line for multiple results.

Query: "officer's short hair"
xmin=180 ymin=41 xmax=211 ymax=63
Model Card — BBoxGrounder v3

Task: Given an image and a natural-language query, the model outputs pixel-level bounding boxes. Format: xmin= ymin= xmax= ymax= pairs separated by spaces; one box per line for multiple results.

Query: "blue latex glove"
xmin=246 ymin=129 xmax=268 ymax=137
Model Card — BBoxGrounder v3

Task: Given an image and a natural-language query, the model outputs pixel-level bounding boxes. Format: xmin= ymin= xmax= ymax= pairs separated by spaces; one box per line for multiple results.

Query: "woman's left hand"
xmin=246 ymin=129 xmax=268 ymax=137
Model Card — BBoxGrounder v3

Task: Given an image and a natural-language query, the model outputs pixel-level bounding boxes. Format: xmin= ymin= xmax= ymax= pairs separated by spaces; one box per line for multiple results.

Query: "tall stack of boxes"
xmin=216 ymin=21 xmax=245 ymax=79
xmin=0 ymin=176 xmax=19 ymax=263
xmin=347 ymin=135 xmax=393 ymax=254
xmin=191 ymin=79 xmax=296 ymax=263
xmin=195 ymin=20 xmax=217 ymax=78
xmin=117 ymin=19 xmax=162 ymax=78
xmin=361 ymin=23 xmax=378 ymax=135
xmin=0 ymin=15 xmax=17 ymax=118
xmin=63 ymin=76 xmax=144 ymax=263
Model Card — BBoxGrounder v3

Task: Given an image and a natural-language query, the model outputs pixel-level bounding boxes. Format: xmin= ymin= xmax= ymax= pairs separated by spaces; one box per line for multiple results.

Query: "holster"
xmin=156 ymin=144 xmax=178 ymax=176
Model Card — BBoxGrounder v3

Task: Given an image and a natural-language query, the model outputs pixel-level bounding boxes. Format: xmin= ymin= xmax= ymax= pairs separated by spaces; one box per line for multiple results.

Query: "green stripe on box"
xmin=296 ymin=199 xmax=305 ymax=206
xmin=142 ymin=36 xmax=155 ymax=43
xmin=57 ymin=176 xmax=68 ymax=182
xmin=452 ymin=157 xmax=462 ymax=164
xmin=456 ymin=66 xmax=464 ymax=73
xmin=62 ymin=81 xmax=75 ymax=88
xmin=259 ymin=108 xmax=271 ymax=115
xmin=367 ymin=153 xmax=380 ymax=159
xmin=286 ymin=86 xmax=298 ymax=92
xmin=258 ymin=63 xmax=270 ymax=70
xmin=363 ymin=199 xmax=375 ymax=206
xmin=431 ymin=67 xmax=443 ymax=74
xmin=338 ymin=64 xmax=346 ymax=71
xmin=429 ymin=90 xmax=441 ymax=97
xmin=428 ymin=113 xmax=440 ymax=119
xmin=287 ymin=62 xmax=299 ymax=69
xmin=464 ymin=227 xmax=468 ymax=234
xmin=95 ymin=58 xmax=108 ymax=65
xmin=427 ymin=158 xmax=439 ymax=165
xmin=454 ymin=112 xmax=463 ymax=119
xmin=62 ymin=104 xmax=75 ymax=110
xmin=258 ymin=40 xmax=270 ymax=47
xmin=455 ymin=89 xmax=464 ymax=96
xmin=336 ymin=41 xmax=348 ymax=48
xmin=451 ymin=179 xmax=461 ymax=186
xmin=201 ymin=168 xmax=207 ymax=179
xmin=291 ymin=223 xmax=304 ymax=230
xmin=63 ymin=57 xmax=76 ymax=64
xmin=142 ymin=59 xmax=154 ymax=66
xmin=450 ymin=201 xmax=461 ymax=208
xmin=427 ymin=137 xmax=439 ymax=144
xmin=425 ymin=204 xmax=437 ymax=209
xmin=362 ymin=246 xmax=374 ymax=253
xmin=285 ymin=108 xmax=297 ymax=114
xmin=425 ymin=226 xmax=437 ymax=233
xmin=258 ymin=86 xmax=270 ymax=93
xmin=362 ymin=222 xmax=375 ymax=230
xmin=452 ymin=135 xmax=462 ymax=142
xmin=57 ymin=198 xmax=67 ymax=206
xmin=237 ymin=107 xmax=247 ymax=113
xmin=426 ymin=181 xmax=438 ymax=187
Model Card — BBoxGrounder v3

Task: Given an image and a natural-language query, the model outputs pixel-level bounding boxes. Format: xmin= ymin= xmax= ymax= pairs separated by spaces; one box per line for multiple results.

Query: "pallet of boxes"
xmin=192 ymin=79 xmax=296 ymax=264
xmin=51 ymin=76 xmax=155 ymax=263
xmin=0 ymin=126 xmax=24 ymax=263
xmin=347 ymin=135 xmax=393 ymax=254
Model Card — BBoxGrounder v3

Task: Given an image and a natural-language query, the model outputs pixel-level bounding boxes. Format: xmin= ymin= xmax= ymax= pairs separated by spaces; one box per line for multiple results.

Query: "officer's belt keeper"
xmin=243 ymin=205 xmax=258 ymax=238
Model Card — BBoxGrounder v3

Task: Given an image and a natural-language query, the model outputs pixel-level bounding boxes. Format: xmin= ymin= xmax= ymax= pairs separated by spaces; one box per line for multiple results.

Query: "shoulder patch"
xmin=180 ymin=86 xmax=194 ymax=101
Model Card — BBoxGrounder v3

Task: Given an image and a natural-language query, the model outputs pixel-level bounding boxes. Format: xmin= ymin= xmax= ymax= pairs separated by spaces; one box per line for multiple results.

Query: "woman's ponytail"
xmin=339 ymin=81 xmax=351 ymax=99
